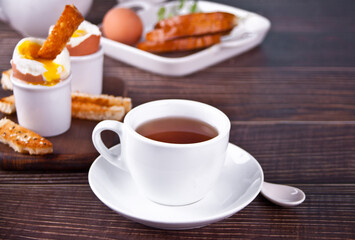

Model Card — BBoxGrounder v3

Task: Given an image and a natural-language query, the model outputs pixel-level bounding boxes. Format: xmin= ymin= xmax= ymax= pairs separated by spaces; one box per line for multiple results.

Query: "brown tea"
xmin=135 ymin=117 xmax=218 ymax=144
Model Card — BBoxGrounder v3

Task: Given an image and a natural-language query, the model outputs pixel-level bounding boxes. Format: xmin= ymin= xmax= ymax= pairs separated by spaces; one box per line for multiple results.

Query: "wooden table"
xmin=1 ymin=0 xmax=354 ymax=239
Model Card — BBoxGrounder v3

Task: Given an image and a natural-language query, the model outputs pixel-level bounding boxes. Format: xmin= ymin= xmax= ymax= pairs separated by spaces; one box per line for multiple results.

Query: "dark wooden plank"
xmin=0 ymin=184 xmax=354 ymax=239
xmin=3 ymin=60 xmax=355 ymax=122
xmin=108 ymin=63 xmax=355 ymax=121
xmin=0 ymin=122 xmax=354 ymax=183
xmin=232 ymin=121 xmax=355 ymax=184
xmin=221 ymin=0 xmax=355 ymax=32
xmin=0 ymin=171 xmax=88 ymax=184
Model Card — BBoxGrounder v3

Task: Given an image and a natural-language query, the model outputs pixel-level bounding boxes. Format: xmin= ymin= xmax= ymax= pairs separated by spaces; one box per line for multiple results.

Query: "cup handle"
xmin=92 ymin=120 xmax=128 ymax=171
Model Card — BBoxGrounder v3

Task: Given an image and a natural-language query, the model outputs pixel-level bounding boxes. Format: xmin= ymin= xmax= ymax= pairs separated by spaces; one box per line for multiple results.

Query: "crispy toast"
xmin=147 ymin=12 xmax=238 ymax=42
xmin=37 ymin=5 xmax=84 ymax=59
xmin=71 ymin=92 xmax=131 ymax=121
xmin=0 ymin=95 xmax=15 ymax=114
xmin=1 ymin=69 xmax=13 ymax=90
xmin=0 ymin=118 xmax=53 ymax=155
xmin=138 ymin=34 xmax=221 ymax=53
xmin=72 ymin=102 xmax=125 ymax=121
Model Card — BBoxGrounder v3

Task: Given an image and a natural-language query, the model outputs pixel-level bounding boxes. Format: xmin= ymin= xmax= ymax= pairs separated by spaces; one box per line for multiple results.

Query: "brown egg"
xmin=103 ymin=8 xmax=143 ymax=46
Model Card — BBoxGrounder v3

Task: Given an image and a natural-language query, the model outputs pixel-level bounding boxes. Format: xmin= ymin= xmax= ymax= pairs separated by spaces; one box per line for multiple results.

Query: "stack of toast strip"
xmin=137 ymin=12 xmax=238 ymax=53
xmin=0 ymin=69 xmax=131 ymax=121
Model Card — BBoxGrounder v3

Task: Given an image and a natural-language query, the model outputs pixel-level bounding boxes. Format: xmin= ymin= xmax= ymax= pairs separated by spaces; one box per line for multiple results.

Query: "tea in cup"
xmin=92 ymin=99 xmax=230 ymax=206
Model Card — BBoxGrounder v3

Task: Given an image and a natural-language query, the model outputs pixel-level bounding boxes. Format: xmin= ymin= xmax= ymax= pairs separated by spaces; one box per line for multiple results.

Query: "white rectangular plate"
xmin=101 ymin=0 xmax=271 ymax=76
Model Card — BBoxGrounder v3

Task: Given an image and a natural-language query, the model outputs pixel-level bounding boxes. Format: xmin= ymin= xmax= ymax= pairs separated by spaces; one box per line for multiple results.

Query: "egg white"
xmin=12 ymin=37 xmax=70 ymax=80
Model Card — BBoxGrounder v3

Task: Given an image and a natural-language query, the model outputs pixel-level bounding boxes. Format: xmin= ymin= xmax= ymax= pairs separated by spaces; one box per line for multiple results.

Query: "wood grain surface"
xmin=0 ymin=0 xmax=354 ymax=239
xmin=0 ymin=185 xmax=354 ymax=239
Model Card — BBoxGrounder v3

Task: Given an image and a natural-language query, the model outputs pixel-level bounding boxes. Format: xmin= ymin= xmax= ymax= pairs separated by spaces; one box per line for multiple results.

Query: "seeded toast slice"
xmin=0 ymin=118 xmax=53 ymax=155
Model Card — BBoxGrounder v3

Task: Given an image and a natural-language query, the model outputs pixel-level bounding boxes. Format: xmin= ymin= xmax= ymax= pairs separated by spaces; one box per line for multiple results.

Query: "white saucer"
xmin=88 ymin=143 xmax=263 ymax=230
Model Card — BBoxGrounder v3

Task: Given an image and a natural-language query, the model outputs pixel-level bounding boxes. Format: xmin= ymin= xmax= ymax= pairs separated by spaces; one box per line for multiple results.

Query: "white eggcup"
xmin=11 ymin=74 xmax=72 ymax=137
xmin=70 ymin=47 xmax=103 ymax=95
xmin=92 ymin=99 xmax=231 ymax=206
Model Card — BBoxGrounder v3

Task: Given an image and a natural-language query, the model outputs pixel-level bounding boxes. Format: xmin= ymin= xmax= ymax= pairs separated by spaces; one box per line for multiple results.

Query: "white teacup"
xmin=0 ymin=0 xmax=93 ymax=37
xmin=92 ymin=99 xmax=230 ymax=206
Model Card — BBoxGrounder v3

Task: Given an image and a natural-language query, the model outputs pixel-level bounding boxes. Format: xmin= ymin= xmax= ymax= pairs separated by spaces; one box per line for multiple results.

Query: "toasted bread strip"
xmin=72 ymin=92 xmax=132 ymax=114
xmin=72 ymin=102 xmax=125 ymax=121
xmin=38 ymin=5 xmax=84 ymax=59
xmin=71 ymin=92 xmax=132 ymax=113
xmin=0 ymin=95 xmax=15 ymax=114
xmin=1 ymin=69 xmax=13 ymax=90
xmin=71 ymin=92 xmax=131 ymax=121
xmin=147 ymin=12 xmax=238 ymax=42
xmin=0 ymin=118 xmax=53 ymax=155
xmin=138 ymin=34 xmax=221 ymax=53
xmin=155 ymin=12 xmax=238 ymax=29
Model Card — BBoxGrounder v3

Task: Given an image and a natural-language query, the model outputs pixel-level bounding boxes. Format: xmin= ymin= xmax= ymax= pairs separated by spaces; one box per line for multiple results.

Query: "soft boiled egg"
xmin=67 ymin=20 xmax=101 ymax=56
xmin=17 ymin=40 xmax=62 ymax=83
xmin=11 ymin=37 xmax=70 ymax=86
xmin=102 ymin=8 xmax=143 ymax=46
